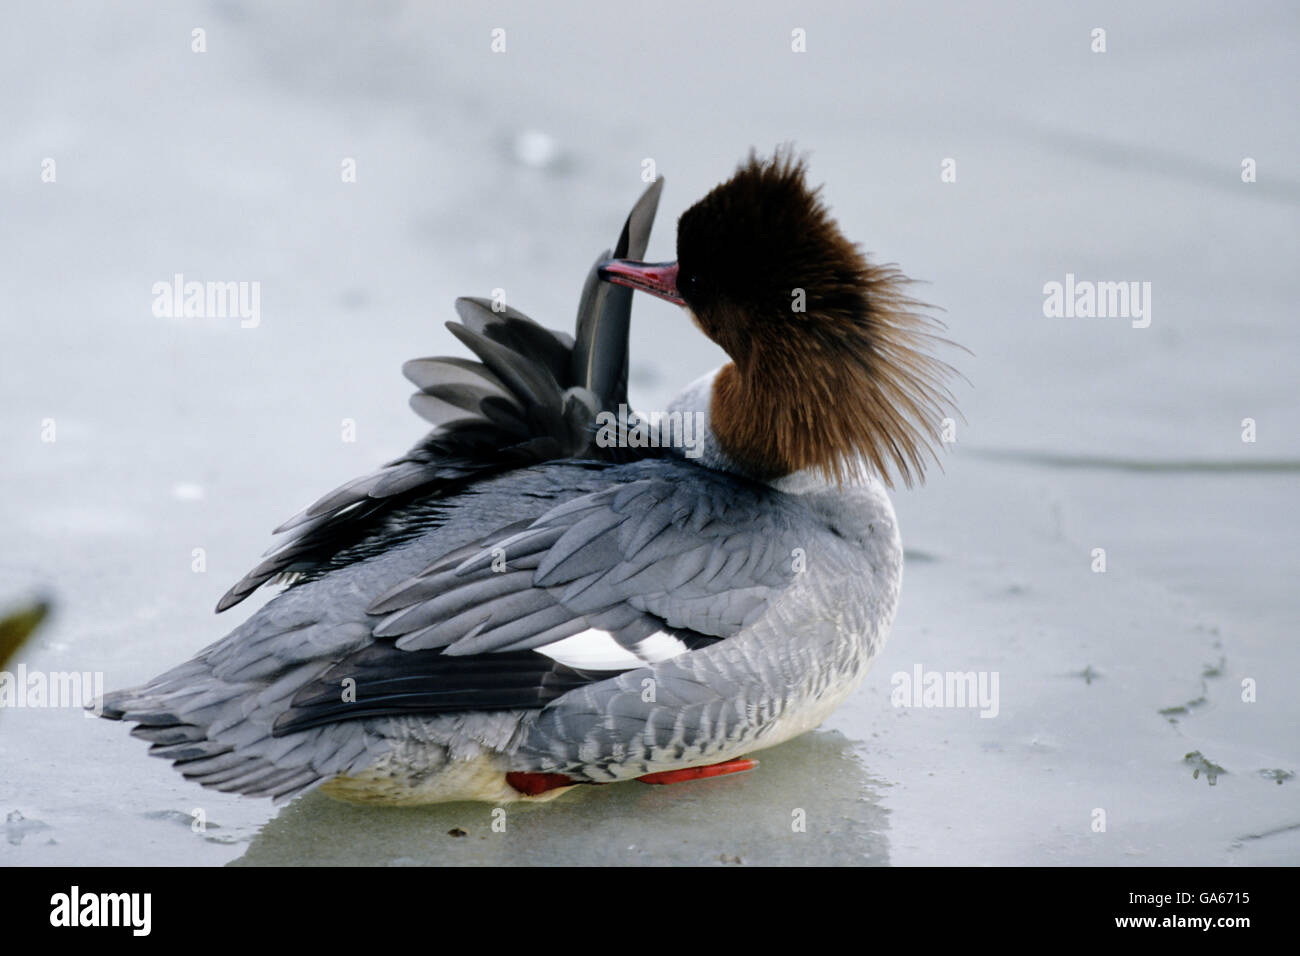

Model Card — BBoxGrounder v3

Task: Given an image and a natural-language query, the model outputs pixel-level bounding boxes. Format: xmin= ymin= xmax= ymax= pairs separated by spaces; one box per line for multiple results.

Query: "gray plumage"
xmin=101 ymin=458 xmax=900 ymax=800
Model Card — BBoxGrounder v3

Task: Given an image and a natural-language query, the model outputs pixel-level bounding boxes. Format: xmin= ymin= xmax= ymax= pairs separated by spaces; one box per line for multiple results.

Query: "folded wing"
xmin=272 ymin=462 xmax=804 ymax=736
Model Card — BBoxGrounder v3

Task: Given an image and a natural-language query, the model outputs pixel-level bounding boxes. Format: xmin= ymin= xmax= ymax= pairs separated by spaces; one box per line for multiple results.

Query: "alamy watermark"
xmin=891 ymin=664 xmax=1000 ymax=718
xmin=1042 ymin=273 xmax=1151 ymax=328
xmin=595 ymin=404 xmax=706 ymax=459
xmin=50 ymin=886 xmax=151 ymax=936
xmin=152 ymin=273 xmax=260 ymax=328
xmin=0 ymin=665 xmax=104 ymax=716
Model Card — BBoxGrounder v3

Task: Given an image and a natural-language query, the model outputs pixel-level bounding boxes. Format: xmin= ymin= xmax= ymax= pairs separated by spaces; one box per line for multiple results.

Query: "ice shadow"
xmin=230 ymin=729 xmax=890 ymax=866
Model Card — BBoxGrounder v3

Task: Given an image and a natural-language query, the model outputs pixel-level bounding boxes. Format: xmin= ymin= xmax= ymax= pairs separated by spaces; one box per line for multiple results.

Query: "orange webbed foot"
xmin=636 ymin=758 xmax=758 ymax=785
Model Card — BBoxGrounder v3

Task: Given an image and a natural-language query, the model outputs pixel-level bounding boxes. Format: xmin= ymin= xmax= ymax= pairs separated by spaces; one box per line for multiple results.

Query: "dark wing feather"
xmin=272 ymin=645 xmax=610 ymax=734
xmin=216 ymin=180 xmax=665 ymax=613
xmin=572 ymin=177 xmax=663 ymax=410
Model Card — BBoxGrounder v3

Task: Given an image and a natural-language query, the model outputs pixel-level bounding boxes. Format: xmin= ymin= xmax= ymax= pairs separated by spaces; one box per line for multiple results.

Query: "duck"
xmin=98 ymin=149 xmax=957 ymax=805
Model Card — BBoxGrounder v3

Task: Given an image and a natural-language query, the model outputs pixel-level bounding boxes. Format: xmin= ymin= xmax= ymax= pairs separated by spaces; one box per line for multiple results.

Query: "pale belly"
xmin=321 ymin=752 xmax=572 ymax=806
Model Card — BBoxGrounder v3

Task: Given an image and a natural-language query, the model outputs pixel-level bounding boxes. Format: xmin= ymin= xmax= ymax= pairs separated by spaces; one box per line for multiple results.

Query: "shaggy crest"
xmin=676 ymin=149 xmax=959 ymax=486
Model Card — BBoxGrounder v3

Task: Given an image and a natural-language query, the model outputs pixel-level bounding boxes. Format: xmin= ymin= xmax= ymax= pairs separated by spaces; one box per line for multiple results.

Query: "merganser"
xmin=98 ymin=150 xmax=956 ymax=805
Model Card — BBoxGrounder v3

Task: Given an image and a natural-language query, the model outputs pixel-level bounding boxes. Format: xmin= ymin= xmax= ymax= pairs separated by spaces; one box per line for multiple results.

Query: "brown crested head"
xmin=602 ymin=148 xmax=959 ymax=487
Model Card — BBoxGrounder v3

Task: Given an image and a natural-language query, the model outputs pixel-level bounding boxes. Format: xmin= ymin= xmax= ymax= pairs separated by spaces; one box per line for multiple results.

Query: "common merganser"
xmin=98 ymin=150 xmax=956 ymax=805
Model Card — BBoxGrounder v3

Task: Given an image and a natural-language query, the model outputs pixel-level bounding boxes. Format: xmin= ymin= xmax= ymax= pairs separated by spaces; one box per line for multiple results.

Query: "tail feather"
xmin=96 ymin=597 xmax=385 ymax=802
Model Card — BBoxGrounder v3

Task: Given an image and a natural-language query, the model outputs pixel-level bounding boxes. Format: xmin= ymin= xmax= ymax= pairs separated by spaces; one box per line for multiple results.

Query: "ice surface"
xmin=1 ymin=1 xmax=1296 ymax=865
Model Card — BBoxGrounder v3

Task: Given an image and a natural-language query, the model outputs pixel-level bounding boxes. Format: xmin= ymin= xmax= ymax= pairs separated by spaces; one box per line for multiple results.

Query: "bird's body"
xmin=99 ymin=151 xmax=954 ymax=805
xmin=121 ymin=449 xmax=899 ymax=805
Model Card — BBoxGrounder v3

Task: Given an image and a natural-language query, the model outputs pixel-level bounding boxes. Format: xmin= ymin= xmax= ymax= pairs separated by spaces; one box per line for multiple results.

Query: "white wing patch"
xmin=634 ymin=631 xmax=692 ymax=664
xmin=535 ymin=629 xmax=690 ymax=671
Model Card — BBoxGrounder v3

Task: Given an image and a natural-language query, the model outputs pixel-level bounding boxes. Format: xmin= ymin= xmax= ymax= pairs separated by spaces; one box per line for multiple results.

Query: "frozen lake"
xmin=2 ymin=0 xmax=1297 ymax=865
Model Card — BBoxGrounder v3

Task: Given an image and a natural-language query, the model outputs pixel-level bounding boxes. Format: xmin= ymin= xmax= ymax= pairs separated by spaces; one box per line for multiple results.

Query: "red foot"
xmin=506 ymin=771 xmax=577 ymax=796
xmin=636 ymin=757 xmax=758 ymax=786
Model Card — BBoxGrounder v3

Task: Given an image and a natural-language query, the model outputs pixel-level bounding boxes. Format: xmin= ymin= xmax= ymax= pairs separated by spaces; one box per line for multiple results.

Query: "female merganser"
xmin=99 ymin=150 xmax=956 ymax=805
